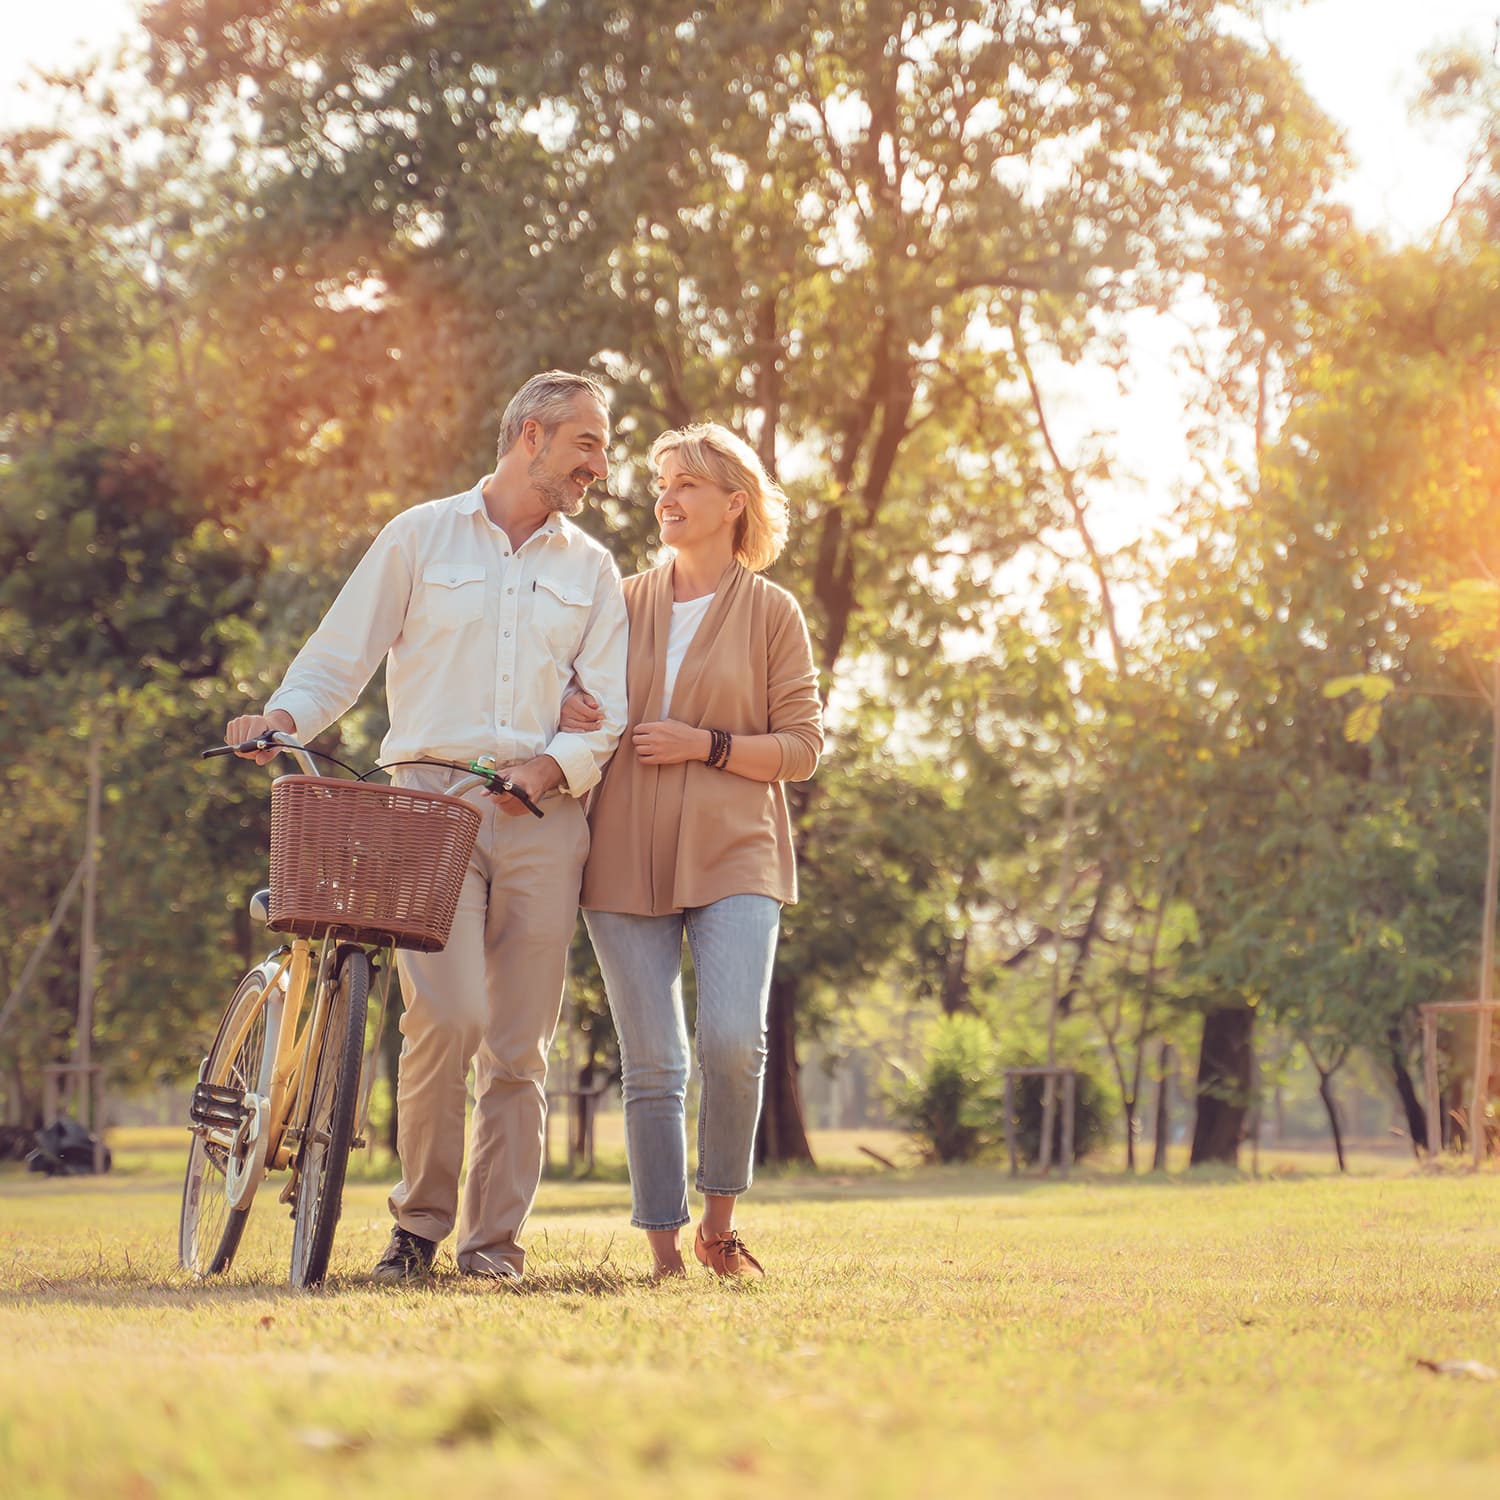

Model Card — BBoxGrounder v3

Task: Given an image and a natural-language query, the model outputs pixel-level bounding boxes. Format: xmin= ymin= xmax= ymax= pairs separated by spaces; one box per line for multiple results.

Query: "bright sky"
xmin=4 ymin=0 xmax=1497 ymax=562
xmin=5 ymin=0 xmax=1495 ymax=223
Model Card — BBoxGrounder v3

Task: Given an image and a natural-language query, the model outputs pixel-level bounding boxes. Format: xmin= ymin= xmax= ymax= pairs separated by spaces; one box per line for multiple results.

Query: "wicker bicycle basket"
xmin=267 ymin=776 xmax=482 ymax=952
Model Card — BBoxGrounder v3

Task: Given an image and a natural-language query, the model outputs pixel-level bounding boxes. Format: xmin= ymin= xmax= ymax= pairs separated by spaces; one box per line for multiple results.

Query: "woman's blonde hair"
xmin=649 ymin=423 xmax=790 ymax=573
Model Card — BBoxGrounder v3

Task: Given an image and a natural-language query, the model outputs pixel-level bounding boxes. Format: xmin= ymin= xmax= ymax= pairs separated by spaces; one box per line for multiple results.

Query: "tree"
xmin=132 ymin=0 xmax=1347 ymax=1158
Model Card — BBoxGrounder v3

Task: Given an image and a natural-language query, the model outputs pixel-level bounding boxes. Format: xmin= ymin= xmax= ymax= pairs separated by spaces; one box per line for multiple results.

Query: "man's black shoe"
xmin=370 ymin=1225 xmax=437 ymax=1284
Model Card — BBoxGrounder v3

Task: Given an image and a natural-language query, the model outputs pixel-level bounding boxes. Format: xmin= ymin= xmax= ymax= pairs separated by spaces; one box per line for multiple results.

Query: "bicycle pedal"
xmin=352 ymin=1135 xmax=366 ymax=1150
xmin=189 ymin=1081 xmax=247 ymax=1131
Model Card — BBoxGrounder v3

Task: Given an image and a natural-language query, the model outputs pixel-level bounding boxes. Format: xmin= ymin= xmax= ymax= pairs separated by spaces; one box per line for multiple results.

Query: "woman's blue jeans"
xmin=584 ymin=895 xmax=780 ymax=1231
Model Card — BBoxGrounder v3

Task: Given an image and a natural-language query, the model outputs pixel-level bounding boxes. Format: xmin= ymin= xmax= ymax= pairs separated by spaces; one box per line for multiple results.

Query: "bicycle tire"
xmin=289 ymin=945 xmax=369 ymax=1288
xmin=179 ymin=964 xmax=282 ymax=1276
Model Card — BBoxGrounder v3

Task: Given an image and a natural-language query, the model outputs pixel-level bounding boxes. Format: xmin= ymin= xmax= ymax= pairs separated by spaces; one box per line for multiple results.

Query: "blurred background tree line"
xmin=3 ymin=0 xmax=1499 ymax=1171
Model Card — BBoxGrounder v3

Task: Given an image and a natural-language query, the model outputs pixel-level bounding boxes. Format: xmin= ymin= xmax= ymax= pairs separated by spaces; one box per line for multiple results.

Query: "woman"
xmin=563 ymin=422 xmax=823 ymax=1279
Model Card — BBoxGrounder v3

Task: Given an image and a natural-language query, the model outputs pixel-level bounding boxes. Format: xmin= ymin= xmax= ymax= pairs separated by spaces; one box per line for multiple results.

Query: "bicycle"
xmin=180 ymin=731 xmax=543 ymax=1288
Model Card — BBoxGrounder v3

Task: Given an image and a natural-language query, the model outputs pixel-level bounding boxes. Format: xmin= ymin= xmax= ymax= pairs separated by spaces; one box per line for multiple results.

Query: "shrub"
xmin=889 ymin=1015 xmax=1002 ymax=1163
xmin=890 ymin=1015 xmax=1115 ymax=1165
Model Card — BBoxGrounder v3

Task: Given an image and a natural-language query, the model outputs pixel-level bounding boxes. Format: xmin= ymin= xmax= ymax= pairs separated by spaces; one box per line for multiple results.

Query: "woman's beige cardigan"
xmin=579 ymin=560 xmax=823 ymax=916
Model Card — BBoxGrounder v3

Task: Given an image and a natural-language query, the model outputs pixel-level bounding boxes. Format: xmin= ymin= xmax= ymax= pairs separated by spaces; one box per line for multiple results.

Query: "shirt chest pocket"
xmin=420 ymin=563 xmax=487 ymax=631
xmin=533 ymin=572 xmax=594 ymax=655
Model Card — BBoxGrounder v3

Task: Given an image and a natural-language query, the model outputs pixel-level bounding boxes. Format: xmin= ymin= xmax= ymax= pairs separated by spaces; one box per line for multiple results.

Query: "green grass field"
xmin=4 ymin=1131 xmax=1500 ymax=1498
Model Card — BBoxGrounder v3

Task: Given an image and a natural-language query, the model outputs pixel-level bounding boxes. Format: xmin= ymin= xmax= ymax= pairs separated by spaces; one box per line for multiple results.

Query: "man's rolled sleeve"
xmin=545 ymin=551 xmax=629 ymax=796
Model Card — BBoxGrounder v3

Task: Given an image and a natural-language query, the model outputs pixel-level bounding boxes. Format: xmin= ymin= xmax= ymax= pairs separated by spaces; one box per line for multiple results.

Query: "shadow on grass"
xmin=0 ymin=1257 xmax=645 ymax=1312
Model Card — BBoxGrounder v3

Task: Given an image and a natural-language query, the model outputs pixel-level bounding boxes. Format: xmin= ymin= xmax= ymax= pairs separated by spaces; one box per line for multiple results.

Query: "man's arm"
xmin=261 ymin=520 xmax=414 ymax=742
xmin=543 ymin=552 xmax=629 ymax=796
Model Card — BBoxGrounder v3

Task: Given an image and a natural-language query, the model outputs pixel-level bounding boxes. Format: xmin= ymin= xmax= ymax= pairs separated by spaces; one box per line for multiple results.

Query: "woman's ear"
xmin=727 ymin=489 xmax=749 ymax=520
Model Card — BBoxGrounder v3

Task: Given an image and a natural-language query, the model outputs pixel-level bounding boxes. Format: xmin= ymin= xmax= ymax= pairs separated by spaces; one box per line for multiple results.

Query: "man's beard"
xmin=529 ymin=451 xmax=589 ymax=515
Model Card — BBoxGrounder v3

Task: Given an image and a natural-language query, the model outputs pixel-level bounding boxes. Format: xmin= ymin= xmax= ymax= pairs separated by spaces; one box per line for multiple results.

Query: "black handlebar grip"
xmin=500 ymin=780 xmax=546 ymax=819
xmin=200 ymin=739 xmax=276 ymax=759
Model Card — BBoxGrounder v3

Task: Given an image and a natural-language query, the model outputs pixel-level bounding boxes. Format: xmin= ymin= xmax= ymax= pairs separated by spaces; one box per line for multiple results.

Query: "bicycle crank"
xmin=223 ymin=1093 xmax=272 ymax=1211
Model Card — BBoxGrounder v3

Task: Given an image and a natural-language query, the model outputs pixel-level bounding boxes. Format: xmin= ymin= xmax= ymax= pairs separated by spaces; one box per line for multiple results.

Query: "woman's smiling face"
xmin=653 ymin=453 xmax=746 ymax=550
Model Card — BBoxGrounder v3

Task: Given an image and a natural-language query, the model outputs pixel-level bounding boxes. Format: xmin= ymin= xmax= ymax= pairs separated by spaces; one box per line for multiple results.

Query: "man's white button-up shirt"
xmin=265 ymin=480 xmax=628 ymax=796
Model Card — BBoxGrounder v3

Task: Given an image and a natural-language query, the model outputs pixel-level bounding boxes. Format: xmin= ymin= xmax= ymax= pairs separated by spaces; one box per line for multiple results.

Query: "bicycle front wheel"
xmin=180 ymin=963 xmax=282 ymax=1276
xmin=289 ymin=946 xmax=369 ymax=1288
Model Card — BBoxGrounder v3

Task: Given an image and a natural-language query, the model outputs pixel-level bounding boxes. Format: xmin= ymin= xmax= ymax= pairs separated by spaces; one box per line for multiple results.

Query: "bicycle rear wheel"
xmin=180 ymin=964 xmax=282 ymax=1276
xmin=289 ymin=945 xmax=369 ymax=1288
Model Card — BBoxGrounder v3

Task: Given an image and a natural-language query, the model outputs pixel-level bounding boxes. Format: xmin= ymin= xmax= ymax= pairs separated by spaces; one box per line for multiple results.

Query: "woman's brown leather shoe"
xmin=694 ymin=1224 xmax=765 ymax=1279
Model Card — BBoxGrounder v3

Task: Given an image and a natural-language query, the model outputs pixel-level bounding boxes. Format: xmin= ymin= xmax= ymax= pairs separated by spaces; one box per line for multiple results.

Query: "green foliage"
xmin=889 ymin=1013 xmax=1113 ymax=1165
xmin=8 ymin=0 xmax=1496 ymax=1176
xmin=888 ymin=1014 xmax=1000 ymax=1163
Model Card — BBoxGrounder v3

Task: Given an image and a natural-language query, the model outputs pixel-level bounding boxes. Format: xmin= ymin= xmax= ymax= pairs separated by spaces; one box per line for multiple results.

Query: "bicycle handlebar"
xmin=201 ymin=737 xmax=546 ymax=818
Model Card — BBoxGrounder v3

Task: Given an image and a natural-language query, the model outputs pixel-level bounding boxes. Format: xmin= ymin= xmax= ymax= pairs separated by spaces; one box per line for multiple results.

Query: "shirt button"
xmin=503 ymin=630 xmax=511 ymax=638
xmin=502 ymin=674 xmax=510 ymax=682
xmin=506 ymin=587 xmax=514 ymax=595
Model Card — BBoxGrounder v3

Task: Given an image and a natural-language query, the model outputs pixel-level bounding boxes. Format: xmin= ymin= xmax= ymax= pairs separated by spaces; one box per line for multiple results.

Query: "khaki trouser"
xmin=387 ymin=765 xmax=589 ymax=1277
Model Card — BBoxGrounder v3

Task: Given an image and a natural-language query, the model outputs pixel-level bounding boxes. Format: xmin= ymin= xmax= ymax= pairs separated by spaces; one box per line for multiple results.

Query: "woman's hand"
xmin=559 ymin=689 xmax=605 ymax=734
xmin=632 ymin=719 xmax=712 ymax=765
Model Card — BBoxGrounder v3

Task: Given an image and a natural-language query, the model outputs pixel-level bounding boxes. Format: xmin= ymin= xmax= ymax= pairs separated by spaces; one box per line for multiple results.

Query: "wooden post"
xmin=94 ymin=1069 xmax=107 ymax=1174
xmin=1039 ymin=767 xmax=1076 ymax=1174
xmin=1423 ymin=1007 xmax=1441 ymax=1158
xmin=77 ymin=731 xmax=104 ymax=1174
xmin=1472 ymin=652 xmax=1500 ymax=1168
xmin=1061 ymin=1069 xmax=1076 ymax=1178
xmin=1004 ymin=1072 xmax=1017 ymax=1177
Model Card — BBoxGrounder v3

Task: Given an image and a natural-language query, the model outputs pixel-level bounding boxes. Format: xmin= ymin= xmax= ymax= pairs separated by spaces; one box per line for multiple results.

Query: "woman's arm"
xmin=629 ymin=594 xmax=824 ymax=784
xmin=629 ymin=720 xmax=785 ymax=780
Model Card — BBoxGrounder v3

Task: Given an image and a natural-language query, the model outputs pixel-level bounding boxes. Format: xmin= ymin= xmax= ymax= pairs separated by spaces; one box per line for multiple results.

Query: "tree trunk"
xmin=755 ymin=974 xmax=814 ymax=1166
xmin=1387 ymin=1026 xmax=1427 ymax=1155
xmin=1109 ymin=1045 xmax=1136 ymax=1172
xmin=572 ymin=1056 xmax=596 ymax=1159
xmin=1316 ymin=1068 xmax=1347 ymax=1173
xmin=1151 ymin=1041 xmax=1172 ymax=1172
xmin=939 ymin=923 xmax=974 ymax=1015
xmin=1189 ymin=1005 xmax=1255 ymax=1166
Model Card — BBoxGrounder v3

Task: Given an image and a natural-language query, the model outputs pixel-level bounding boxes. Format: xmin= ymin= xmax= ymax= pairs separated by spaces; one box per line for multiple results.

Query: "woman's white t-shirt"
xmin=659 ymin=594 xmax=715 ymax=717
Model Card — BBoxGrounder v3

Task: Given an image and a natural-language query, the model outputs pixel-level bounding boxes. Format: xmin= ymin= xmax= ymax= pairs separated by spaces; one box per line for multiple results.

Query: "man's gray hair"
xmin=496 ymin=370 xmax=610 ymax=458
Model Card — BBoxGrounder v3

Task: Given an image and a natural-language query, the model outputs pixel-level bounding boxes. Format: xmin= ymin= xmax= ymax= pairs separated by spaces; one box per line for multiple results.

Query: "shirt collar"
xmin=458 ymin=480 xmax=569 ymax=545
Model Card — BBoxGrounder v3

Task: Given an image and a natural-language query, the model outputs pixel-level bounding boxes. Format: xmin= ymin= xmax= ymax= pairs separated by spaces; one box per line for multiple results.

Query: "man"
xmin=225 ymin=371 xmax=628 ymax=1283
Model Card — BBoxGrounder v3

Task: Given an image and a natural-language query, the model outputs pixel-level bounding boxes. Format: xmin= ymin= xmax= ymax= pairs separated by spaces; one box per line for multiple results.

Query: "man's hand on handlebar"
xmin=488 ymin=754 xmax=564 ymax=818
xmin=225 ymin=710 xmax=297 ymax=766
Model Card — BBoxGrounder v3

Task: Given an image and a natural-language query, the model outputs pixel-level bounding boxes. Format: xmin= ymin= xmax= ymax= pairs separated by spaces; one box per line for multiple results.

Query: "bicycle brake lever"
xmin=467 ymin=759 xmax=545 ymax=818
xmin=201 ymin=736 xmax=280 ymax=760
xmin=498 ymin=777 xmax=546 ymax=819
